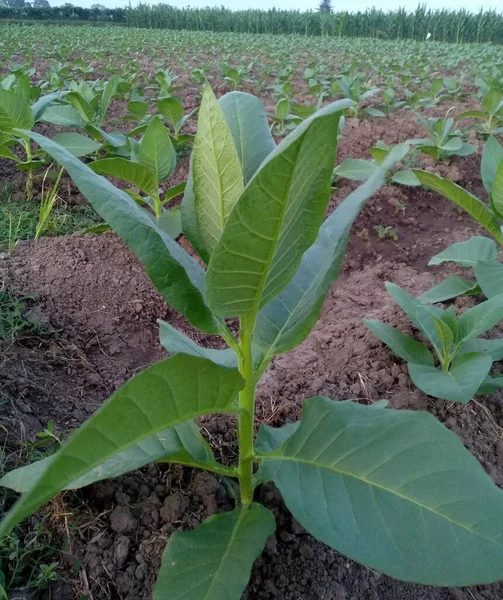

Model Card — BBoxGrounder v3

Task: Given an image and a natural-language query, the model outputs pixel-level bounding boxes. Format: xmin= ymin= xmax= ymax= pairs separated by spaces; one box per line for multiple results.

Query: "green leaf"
xmin=99 ymin=75 xmax=120 ymax=123
xmin=483 ymin=88 xmax=503 ymax=116
xmin=40 ymin=104 xmax=87 ymax=128
xmin=481 ymin=136 xmax=503 ymax=195
xmin=475 ymin=260 xmax=503 ymax=298
xmin=413 ymin=170 xmax=503 ymax=244
xmin=260 ymin=396 xmax=503 ymax=585
xmin=25 ymin=130 xmax=220 ymax=334
xmin=409 ymin=353 xmax=492 ymax=402
xmin=461 ymin=338 xmax=503 ymax=361
xmin=89 ymin=157 xmax=157 ymax=195
xmin=0 ymin=354 xmax=244 ymax=536
xmin=491 ymin=161 xmax=503 ymax=216
xmin=192 ymin=85 xmax=244 ymax=256
xmin=255 ymin=422 xmax=300 ymax=454
xmin=0 ymin=145 xmax=18 ymax=161
xmin=391 ymin=170 xmax=421 ymax=186
xmin=456 ymin=110 xmax=487 ymax=120
xmin=432 ymin=315 xmax=454 ymax=356
xmin=51 ymin=133 xmax=101 ymax=158
xmin=364 ymin=107 xmax=385 ymax=117
xmin=158 ymin=320 xmax=238 ymax=368
xmin=254 ymin=167 xmax=390 ymax=356
xmin=156 ymin=206 xmax=183 ymax=239
xmin=139 ymin=116 xmax=176 ymax=182
xmin=335 ymin=158 xmax=377 ymax=181
xmin=477 ymin=376 xmax=503 ymax=395
xmin=180 ymin=162 xmax=210 ymax=264
xmin=458 ymin=291 xmax=503 ymax=341
xmin=363 ymin=319 xmax=434 ymax=365
xmin=429 ymin=237 xmax=498 ymax=267
xmin=1 ymin=420 xmax=214 ymax=493
xmin=219 ymin=91 xmax=276 ymax=183
xmin=66 ymin=91 xmax=95 ymax=124
xmin=419 ymin=276 xmax=481 ymax=304
xmin=206 ymin=99 xmax=352 ymax=318
xmin=0 ymin=88 xmax=34 ymax=132
xmin=153 ymin=504 xmax=275 ymax=600
xmin=163 ymin=181 xmax=186 ymax=204
xmin=158 ymin=96 xmax=184 ymax=130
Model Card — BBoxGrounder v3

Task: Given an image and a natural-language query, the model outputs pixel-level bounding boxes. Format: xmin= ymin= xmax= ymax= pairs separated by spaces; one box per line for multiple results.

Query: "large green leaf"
xmin=51 ymin=133 xmax=101 ymax=158
xmin=153 ymin=504 xmax=275 ymax=600
xmin=0 ymin=354 xmax=244 ymax=536
xmin=457 ymin=291 xmax=503 ymax=341
xmin=192 ymin=85 xmax=244 ymax=256
xmin=25 ymin=130 xmax=219 ymax=334
xmin=429 ymin=237 xmax=498 ymax=267
xmin=65 ymin=91 xmax=95 ymax=123
xmin=481 ymin=136 xmax=503 ymax=195
xmin=206 ymin=99 xmax=352 ymax=318
xmin=99 ymin=75 xmax=120 ymax=123
xmin=413 ymin=169 xmax=503 ymax=244
xmin=0 ymin=420 xmax=215 ymax=493
xmin=478 ymin=376 xmax=503 ymax=395
xmin=89 ymin=157 xmax=157 ymax=195
xmin=253 ymin=167 xmax=388 ymax=356
xmin=139 ymin=116 xmax=176 ymax=182
xmin=408 ymin=353 xmax=492 ymax=402
xmin=259 ymin=396 xmax=503 ymax=585
xmin=219 ymin=91 xmax=276 ymax=183
xmin=461 ymin=337 xmax=503 ymax=361
xmin=419 ymin=276 xmax=481 ymax=304
xmin=158 ymin=97 xmax=184 ymax=131
xmin=475 ymin=260 xmax=503 ymax=298
xmin=491 ymin=161 xmax=503 ymax=216
xmin=0 ymin=88 xmax=34 ymax=132
xmin=40 ymin=104 xmax=87 ymax=128
xmin=363 ymin=319 xmax=434 ymax=365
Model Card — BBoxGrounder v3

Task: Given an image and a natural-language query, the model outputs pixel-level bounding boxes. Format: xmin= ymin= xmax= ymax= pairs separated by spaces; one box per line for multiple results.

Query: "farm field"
xmin=2 ymin=22 xmax=503 ymax=600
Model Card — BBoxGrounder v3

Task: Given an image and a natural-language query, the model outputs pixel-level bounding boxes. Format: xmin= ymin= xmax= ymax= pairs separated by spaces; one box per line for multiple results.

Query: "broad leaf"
xmin=156 ymin=207 xmax=183 ymax=239
xmin=219 ymin=91 xmax=275 ymax=183
xmin=153 ymin=504 xmax=275 ymax=600
xmin=192 ymin=85 xmax=244 ymax=256
xmin=254 ymin=168 xmax=387 ymax=356
xmin=457 ymin=291 xmax=503 ymax=341
xmin=481 ymin=136 xmax=503 ymax=195
xmin=25 ymin=130 xmax=220 ymax=334
xmin=413 ymin=170 xmax=503 ymax=244
xmin=206 ymin=99 xmax=352 ymax=318
xmin=158 ymin=97 xmax=184 ymax=131
xmin=255 ymin=422 xmax=300 ymax=454
xmin=139 ymin=116 xmax=176 ymax=182
xmin=260 ymin=396 xmax=503 ymax=585
xmin=363 ymin=319 xmax=434 ymax=365
xmin=419 ymin=276 xmax=481 ymax=304
xmin=491 ymin=161 xmax=503 ymax=216
xmin=181 ymin=163 xmax=210 ymax=263
xmin=31 ymin=91 xmax=68 ymax=121
xmin=408 ymin=353 xmax=492 ymax=402
xmin=477 ymin=376 xmax=503 ymax=395
xmin=0 ymin=88 xmax=34 ymax=132
xmin=429 ymin=237 xmax=498 ymax=267
xmin=0 ymin=354 xmax=244 ymax=536
xmin=40 ymin=104 xmax=87 ymax=128
xmin=475 ymin=260 xmax=503 ymax=298
xmin=1 ymin=421 xmax=215 ymax=493
xmin=99 ymin=75 xmax=120 ymax=123
xmin=391 ymin=170 xmax=421 ymax=186
xmin=335 ymin=158 xmax=377 ymax=181
xmin=461 ymin=338 xmax=503 ymax=361
xmin=51 ymin=133 xmax=101 ymax=158
xmin=66 ymin=91 xmax=95 ymax=123
xmin=89 ymin=157 xmax=157 ymax=195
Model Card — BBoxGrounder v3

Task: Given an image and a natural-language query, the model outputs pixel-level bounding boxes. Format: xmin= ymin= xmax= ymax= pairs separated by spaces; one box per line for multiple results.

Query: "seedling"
xmin=457 ymin=87 xmax=503 ymax=136
xmin=3 ymin=87 xmax=503 ymax=598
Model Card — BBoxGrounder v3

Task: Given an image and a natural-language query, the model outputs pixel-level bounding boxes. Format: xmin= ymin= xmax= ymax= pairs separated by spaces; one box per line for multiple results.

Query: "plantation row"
xmin=1 ymin=4 xmax=503 ymax=43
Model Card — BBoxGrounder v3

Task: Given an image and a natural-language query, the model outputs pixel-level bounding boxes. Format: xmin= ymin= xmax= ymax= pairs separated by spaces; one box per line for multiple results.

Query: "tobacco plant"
xmin=3 ymin=87 xmax=503 ymax=598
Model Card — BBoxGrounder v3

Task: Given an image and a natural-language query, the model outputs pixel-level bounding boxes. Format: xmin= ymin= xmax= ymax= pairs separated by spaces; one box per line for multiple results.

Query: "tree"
xmin=33 ymin=0 xmax=50 ymax=6
xmin=317 ymin=0 xmax=333 ymax=13
xmin=91 ymin=3 xmax=106 ymax=9
xmin=0 ymin=0 xmax=26 ymax=8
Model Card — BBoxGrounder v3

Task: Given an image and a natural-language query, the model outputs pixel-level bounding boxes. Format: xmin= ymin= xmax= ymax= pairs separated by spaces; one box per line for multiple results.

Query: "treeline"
xmin=1 ymin=4 xmax=503 ymax=44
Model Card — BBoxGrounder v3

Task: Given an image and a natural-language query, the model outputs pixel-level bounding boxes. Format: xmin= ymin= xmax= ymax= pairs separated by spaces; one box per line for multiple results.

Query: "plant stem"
xmin=24 ymin=140 xmax=33 ymax=202
xmin=237 ymin=315 xmax=256 ymax=507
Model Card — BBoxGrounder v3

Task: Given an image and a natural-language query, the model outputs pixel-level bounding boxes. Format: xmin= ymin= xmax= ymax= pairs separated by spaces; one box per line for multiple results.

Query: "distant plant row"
xmin=1 ymin=3 xmax=503 ymax=44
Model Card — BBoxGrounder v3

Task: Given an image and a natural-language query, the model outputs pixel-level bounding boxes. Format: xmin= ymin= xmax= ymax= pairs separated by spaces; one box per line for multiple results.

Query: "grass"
xmin=0 ymin=290 xmax=47 ymax=344
xmin=0 ymin=183 xmax=103 ymax=254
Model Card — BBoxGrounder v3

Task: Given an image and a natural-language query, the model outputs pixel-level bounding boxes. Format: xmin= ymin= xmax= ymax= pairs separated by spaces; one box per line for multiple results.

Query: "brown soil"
xmin=1 ymin=109 xmax=502 ymax=599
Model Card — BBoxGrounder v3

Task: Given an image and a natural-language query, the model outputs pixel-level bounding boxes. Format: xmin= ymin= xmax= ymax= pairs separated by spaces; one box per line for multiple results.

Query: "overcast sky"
xmin=51 ymin=0 xmax=501 ymax=12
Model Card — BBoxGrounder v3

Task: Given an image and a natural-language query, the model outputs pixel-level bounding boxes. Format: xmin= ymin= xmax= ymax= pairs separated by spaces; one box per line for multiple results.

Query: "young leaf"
xmin=192 ymin=85 xmax=244 ymax=256
xmin=335 ymin=158 xmax=377 ymax=181
xmin=419 ymin=276 xmax=481 ymax=304
xmin=481 ymin=136 xmax=503 ymax=194
xmin=99 ymin=75 xmax=120 ymax=123
xmin=0 ymin=88 xmax=34 ymax=132
xmin=219 ymin=91 xmax=275 ymax=183
xmin=139 ymin=116 xmax=176 ymax=182
xmin=25 ymin=130 xmax=220 ymax=334
xmin=153 ymin=504 xmax=275 ymax=600
xmin=363 ymin=319 xmax=434 ymax=365
xmin=391 ymin=170 xmax=421 ymax=186
xmin=206 ymin=99 xmax=352 ymax=318
xmin=1 ymin=421 xmax=215 ymax=493
xmin=89 ymin=157 xmax=157 ymax=195
xmin=66 ymin=91 xmax=95 ymax=123
xmin=52 ymin=133 xmax=101 ymax=158
xmin=429 ymin=237 xmax=498 ymax=267
xmin=408 ymin=353 xmax=492 ymax=402
xmin=432 ymin=315 xmax=454 ymax=357
xmin=158 ymin=97 xmax=184 ymax=131
xmin=413 ymin=170 xmax=503 ymax=244
xmin=0 ymin=354 xmax=244 ymax=536
xmin=458 ymin=291 xmax=503 ymax=341
xmin=259 ymin=396 xmax=503 ymax=585
xmin=474 ymin=260 xmax=503 ymax=298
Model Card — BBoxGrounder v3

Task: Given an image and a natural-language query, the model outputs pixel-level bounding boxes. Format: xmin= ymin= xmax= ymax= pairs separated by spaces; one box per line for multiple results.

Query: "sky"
xmin=50 ymin=0 xmax=501 ymax=12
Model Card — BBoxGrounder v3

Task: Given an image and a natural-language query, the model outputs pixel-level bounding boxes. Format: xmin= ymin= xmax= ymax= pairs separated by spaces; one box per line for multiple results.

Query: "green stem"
xmin=237 ymin=315 xmax=256 ymax=507
xmin=153 ymin=191 xmax=162 ymax=219
xmin=24 ymin=140 xmax=33 ymax=202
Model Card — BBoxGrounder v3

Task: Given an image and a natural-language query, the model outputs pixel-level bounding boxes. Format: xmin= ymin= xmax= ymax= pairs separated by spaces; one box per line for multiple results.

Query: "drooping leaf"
xmin=259 ymin=396 xmax=503 ymax=585
xmin=363 ymin=319 xmax=434 ymax=365
xmin=419 ymin=276 xmax=481 ymax=304
xmin=457 ymin=291 xmax=503 ymax=341
xmin=219 ymin=91 xmax=276 ymax=183
xmin=192 ymin=85 xmax=244 ymax=256
xmin=25 ymin=130 xmax=220 ymax=334
xmin=413 ymin=169 xmax=503 ymax=244
xmin=206 ymin=99 xmax=352 ymax=318
xmin=31 ymin=91 xmax=68 ymax=121
xmin=89 ymin=157 xmax=157 ymax=195
xmin=139 ymin=116 xmax=176 ymax=182
xmin=1 ymin=420 xmax=215 ymax=493
xmin=153 ymin=504 xmax=275 ymax=600
xmin=51 ymin=133 xmax=101 ymax=158
xmin=428 ymin=237 xmax=498 ymax=267
xmin=0 ymin=88 xmax=34 ymax=132
xmin=0 ymin=354 xmax=244 ymax=536
xmin=481 ymin=136 xmax=503 ymax=195
xmin=408 ymin=353 xmax=492 ymax=402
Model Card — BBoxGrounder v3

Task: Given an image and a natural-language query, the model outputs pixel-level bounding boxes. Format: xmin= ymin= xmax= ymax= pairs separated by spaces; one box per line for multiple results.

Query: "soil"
xmin=1 ymin=105 xmax=503 ymax=599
